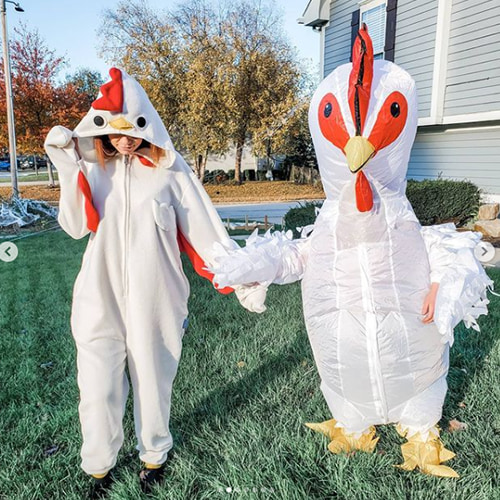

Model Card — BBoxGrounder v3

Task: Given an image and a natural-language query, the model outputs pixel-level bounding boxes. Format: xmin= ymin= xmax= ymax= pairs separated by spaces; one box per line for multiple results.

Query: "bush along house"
xmin=299 ymin=0 xmax=500 ymax=202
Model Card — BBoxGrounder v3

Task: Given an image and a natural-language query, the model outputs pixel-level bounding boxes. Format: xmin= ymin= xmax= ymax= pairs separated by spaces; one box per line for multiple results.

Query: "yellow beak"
xmin=109 ymin=117 xmax=134 ymax=131
xmin=344 ymin=136 xmax=376 ymax=173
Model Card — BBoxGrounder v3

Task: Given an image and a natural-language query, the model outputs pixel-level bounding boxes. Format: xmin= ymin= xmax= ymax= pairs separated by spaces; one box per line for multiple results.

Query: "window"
xmin=360 ymin=0 xmax=387 ymax=59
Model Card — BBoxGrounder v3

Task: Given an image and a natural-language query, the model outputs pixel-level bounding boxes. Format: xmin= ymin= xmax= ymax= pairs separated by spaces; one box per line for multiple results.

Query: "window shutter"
xmin=350 ymin=9 xmax=360 ymax=62
xmin=384 ymin=0 xmax=398 ymax=62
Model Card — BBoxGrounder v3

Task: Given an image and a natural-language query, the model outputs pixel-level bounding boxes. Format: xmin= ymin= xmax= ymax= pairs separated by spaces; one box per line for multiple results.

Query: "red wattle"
xmin=355 ymin=171 xmax=373 ymax=212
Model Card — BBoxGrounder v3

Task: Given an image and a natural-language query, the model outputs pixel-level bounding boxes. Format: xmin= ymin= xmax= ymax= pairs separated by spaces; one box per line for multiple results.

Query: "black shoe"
xmin=139 ymin=464 xmax=165 ymax=493
xmin=89 ymin=472 xmax=113 ymax=499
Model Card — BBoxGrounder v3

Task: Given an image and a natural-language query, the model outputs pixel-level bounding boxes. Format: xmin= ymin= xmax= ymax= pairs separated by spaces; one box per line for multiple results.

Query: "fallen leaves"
xmin=0 ymin=181 xmax=325 ymax=204
xmin=448 ymin=419 xmax=468 ymax=433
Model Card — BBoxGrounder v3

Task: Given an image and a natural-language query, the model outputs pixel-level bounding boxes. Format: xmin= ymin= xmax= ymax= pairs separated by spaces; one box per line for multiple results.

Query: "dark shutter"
xmin=384 ymin=0 xmax=398 ymax=62
xmin=350 ymin=9 xmax=360 ymax=62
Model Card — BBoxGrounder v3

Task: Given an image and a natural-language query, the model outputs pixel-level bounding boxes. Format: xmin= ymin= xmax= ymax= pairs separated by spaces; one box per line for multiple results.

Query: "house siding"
xmin=394 ymin=0 xmax=438 ymax=119
xmin=323 ymin=0 xmax=359 ymax=76
xmin=407 ymin=126 xmax=500 ymax=194
xmin=323 ymin=0 xmax=438 ymax=119
xmin=444 ymin=0 xmax=500 ymax=117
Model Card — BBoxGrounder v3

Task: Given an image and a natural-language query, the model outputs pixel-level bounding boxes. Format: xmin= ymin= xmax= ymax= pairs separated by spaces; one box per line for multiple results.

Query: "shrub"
xmin=204 ymin=169 xmax=228 ymax=184
xmin=256 ymin=170 xmax=267 ymax=181
xmin=227 ymin=169 xmax=235 ymax=180
xmin=272 ymin=169 xmax=287 ymax=181
xmin=406 ymin=179 xmax=481 ymax=226
xmin=243 ymin=169 xmax=255 ymax=181
xmin=283 ymin=201 xmax=324 ymax=238
xmin=282 ymin=179 xmax=481 ymax=238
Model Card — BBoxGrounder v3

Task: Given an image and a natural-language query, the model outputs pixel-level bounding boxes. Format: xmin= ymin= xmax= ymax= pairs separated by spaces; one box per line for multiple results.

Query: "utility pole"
xmin=1 ymin=0 xmax=24 ymax=199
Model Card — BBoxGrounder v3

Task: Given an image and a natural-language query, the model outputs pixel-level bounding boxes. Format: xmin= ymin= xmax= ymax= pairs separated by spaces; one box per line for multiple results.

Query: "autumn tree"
xmin=99 ymin=0 xmax=234 ymax=180
xmin=66 ymin=68 xmax=105 ymax=110
xmin=0 ymin=25 xmax=90 ymax=155
xmin=171 ymin=0 xmax=234 ymax=180
xmin=221 ymin=0 xmax=301 ymax=182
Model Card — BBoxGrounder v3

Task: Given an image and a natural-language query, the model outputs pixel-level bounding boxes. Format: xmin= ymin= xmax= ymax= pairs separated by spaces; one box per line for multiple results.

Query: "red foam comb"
xmin=348 ymin=24 xmax=374 ymax=136
xmin=92 ymin=68 xmax=124 ymax=112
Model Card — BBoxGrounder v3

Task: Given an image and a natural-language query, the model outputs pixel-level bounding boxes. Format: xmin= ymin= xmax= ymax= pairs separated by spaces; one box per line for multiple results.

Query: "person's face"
xmin=108 ymin=134 xmax=143 ymax=155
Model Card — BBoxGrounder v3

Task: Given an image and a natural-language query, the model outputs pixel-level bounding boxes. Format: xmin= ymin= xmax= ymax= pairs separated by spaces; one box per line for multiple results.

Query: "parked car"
xmin=0 ymin=160 xmax=10 ymax=171
xmin=18 ymin=155 xmax=48 ymax=170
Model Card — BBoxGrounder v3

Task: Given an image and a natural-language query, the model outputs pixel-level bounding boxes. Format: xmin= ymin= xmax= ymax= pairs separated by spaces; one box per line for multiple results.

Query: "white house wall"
xmin=408 ymin=126 xmax=500 ymax=193
xmin=395 ymin=0 xmax=438 ymax=119
xmin=444 ymin=0 xmax=500 ymax=117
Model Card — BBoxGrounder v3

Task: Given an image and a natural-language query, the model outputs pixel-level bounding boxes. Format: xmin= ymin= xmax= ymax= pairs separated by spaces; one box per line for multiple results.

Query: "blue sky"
xmin=4 ymin=0 xmax=320 ymax=80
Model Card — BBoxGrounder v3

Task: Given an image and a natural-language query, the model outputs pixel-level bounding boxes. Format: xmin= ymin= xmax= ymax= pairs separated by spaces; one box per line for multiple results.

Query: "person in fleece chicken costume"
xmin=44 ymin=67 xmax=266 ymax=494
xmin=209 ymin=27 xmax=492 ymax=478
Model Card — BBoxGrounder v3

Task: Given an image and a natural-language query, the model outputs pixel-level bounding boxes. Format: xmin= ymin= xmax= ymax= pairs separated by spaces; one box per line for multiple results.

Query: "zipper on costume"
xmin=123 ymin=155 xmax=131 ymax=297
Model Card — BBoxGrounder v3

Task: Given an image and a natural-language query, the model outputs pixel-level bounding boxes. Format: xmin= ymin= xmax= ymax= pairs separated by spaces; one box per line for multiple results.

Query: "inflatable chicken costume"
xmin=210 ymin=27 xmax=492 ymax=477
xmin=45 ymin=68 xmax=265 ymax=477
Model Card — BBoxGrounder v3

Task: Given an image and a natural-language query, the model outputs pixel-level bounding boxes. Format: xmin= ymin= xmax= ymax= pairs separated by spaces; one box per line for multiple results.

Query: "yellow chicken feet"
xmin=305 ymin=419 xmax=379 ymax=454
xmin=396 ymin=426 xmax=458 ymax=478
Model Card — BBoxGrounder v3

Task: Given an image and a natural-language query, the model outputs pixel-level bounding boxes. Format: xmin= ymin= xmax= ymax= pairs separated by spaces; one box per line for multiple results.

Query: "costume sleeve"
xmin=44 ymin=126 xmax=94 ymax=239
xmin=174 ymin=158 xmax=235 ymax=267
xmin=173 ymin=158 xmax=268 ymax=312
xmin=208 ymin=227 xmax=313 ymax=288
xmin=421 ymin=223 xmax=493 ymax=344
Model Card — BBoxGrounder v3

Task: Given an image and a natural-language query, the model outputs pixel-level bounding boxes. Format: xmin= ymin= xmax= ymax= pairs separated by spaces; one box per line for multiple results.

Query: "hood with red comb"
xmin=309 ymin=25 xmax=418 ymax=210
xmin=73 ymin=67 xmax=176 ymax=167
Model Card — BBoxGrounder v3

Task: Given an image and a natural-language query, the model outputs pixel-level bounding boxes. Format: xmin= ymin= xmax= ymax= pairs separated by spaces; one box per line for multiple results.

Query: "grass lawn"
xmin=0 ymin=172 xmax=59 ymax=184
xmin=0 ymin=230 xmax=499 ymax=499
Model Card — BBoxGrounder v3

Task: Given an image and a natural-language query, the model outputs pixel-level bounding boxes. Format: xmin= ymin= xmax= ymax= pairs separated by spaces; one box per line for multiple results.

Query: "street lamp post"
xmin=1 ymin=0 xmax=23 ymax=199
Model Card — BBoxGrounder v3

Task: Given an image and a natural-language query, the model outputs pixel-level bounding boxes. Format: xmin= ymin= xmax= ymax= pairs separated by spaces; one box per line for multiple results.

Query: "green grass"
xmin=0 ymin=172 xmax=59 ymax=183
xmin=0 ymin=231 xmax=499 ymax=499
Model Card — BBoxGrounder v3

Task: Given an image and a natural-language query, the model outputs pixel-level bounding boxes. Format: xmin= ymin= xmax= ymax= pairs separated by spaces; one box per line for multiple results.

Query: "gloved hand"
xmin=234 ymin=283 xmax=269 ymax=313
xmin=44 ymin=125 xmax=74 ymax=149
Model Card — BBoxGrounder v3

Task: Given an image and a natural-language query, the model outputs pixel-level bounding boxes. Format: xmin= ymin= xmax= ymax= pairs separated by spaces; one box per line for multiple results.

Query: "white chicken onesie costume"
xmin=45 ymin=68 xmax=265 ymax=476
xmin=210 ymin=27 xmax=492 ymax=477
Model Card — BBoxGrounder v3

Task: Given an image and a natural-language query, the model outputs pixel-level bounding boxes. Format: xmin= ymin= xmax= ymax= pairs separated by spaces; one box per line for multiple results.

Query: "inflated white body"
xmin=210 ymin=59 xmax=491 ymax=438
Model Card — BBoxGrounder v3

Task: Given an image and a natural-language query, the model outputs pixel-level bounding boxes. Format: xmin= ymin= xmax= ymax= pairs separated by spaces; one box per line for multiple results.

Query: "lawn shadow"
xmin=170 ymin=330 xmax=307 ymax=452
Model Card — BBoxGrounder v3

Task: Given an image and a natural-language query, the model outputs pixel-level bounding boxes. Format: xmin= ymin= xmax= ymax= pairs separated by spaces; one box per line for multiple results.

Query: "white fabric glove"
xmin=233 ymin=283 xmax=269 ymax=313
xmin=45 ymin=125 xmax=74 ymax=149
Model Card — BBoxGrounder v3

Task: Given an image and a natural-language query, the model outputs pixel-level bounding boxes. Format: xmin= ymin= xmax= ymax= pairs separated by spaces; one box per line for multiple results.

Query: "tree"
xmin=171 ymin=0 xmax=234 ymax=180
xmin=266 ymin=99 xmax=318 ymax=172
xmin=99 ymin=0 xmax=234 ymax=180
xmin=65 ymin=68 xmax=105 ymax=110
xmin=221 ymin=0 xmax=301 ymax=182
xmin=0 ymin=24 xmax=90 ymax=155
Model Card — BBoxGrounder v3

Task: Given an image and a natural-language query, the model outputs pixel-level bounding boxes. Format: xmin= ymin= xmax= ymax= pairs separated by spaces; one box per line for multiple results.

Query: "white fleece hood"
xmin=74 ymin=67 xmax=176 ymax=166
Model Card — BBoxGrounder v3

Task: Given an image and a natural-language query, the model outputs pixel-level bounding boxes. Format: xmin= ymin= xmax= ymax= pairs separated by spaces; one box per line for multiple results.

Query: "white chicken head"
xmin=74 ymin=67 xmax=176 ymax=166
xmin=309 ymin=25 xmax=418 ymax=211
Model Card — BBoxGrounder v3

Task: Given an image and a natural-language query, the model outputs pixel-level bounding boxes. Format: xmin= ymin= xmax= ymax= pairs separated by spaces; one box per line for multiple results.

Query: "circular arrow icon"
xmin=474 ymin=241 xmax=495 ymax=263
xmin=0 ymin=241 xmax=18 ymax=262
